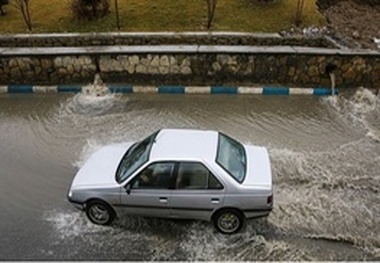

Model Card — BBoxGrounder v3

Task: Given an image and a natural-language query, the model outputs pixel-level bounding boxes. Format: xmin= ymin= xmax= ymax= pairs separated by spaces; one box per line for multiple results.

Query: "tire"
xmin=213 ymin=209 xmax=244 ymax=234
xmin=86 ymin=200 xmax=115 ymax=226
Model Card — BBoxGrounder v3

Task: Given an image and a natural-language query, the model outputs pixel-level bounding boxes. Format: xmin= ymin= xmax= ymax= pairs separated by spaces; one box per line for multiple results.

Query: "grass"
xmin=0 ymin=0 xmax=325 ymax=33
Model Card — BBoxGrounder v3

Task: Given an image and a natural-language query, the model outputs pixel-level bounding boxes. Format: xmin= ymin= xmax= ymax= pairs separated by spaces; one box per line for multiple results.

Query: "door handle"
xmin=159 ymin=197 xmax=168 ymax=204
xmin=211 ymin=198 xmax=219 ymax=204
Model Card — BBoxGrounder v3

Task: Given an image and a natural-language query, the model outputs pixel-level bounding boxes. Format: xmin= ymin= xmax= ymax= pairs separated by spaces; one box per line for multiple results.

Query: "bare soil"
xmin=321 ymin=0 xmax=380 ymax=49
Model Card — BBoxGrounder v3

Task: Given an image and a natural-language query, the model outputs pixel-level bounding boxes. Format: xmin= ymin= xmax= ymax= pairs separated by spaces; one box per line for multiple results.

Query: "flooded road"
xmin=0 ymin=89 xmax=379 ymax=260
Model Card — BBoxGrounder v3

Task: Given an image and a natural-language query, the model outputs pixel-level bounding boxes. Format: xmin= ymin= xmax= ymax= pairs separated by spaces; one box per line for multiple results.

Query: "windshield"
xmin=116 ymin=131 xmax=158 ymax=183
xmin=216 ymin=133 xmax=246 ymax=183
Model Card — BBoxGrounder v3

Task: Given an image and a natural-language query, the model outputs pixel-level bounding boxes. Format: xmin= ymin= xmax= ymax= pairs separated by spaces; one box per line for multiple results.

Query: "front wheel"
xmin=213 ymin=209 xmax=244 ymax=234
xmin=86 ymin=200 xmax=115 ymax=226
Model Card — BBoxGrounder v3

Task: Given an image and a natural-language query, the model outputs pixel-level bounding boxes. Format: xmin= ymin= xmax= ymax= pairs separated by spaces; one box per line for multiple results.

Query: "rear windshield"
xmin=216 ymin=133 xmax=246 ymax=183
xmin=116 ymin=131 xmax=158 ymax=183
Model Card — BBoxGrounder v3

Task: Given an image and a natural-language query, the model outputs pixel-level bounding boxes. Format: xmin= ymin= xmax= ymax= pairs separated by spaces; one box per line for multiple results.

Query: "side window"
xmin=176 ymin=162 xmax=223 ymax=190
xmin=132 ymin=162 xmax=174 ymax=189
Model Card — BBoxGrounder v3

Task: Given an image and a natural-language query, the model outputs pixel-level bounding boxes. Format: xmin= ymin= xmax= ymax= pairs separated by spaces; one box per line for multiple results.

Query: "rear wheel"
xmin=213 ymin=209 xmax=244 ymax=234
xmin=86 ymin=200 xmax=115 ymax=226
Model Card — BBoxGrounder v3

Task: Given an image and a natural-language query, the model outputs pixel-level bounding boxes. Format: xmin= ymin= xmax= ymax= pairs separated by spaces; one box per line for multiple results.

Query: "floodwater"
xmin=0 ymin=88 xmax=379 ymax=260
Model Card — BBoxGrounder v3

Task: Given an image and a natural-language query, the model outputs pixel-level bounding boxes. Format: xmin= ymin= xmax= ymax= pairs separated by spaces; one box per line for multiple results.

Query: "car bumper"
xmin=67 ymin=196 xmax=85 ymax=210
xmin=244 ymin=208 xmax=272 ymax=219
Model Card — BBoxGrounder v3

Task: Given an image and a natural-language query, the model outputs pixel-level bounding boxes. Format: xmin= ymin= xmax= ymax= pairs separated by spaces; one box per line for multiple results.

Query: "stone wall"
xmin=0 ymin=32 xmax=336 ymax=48
xmin=1 ymin=46 xmax=379 ymax=88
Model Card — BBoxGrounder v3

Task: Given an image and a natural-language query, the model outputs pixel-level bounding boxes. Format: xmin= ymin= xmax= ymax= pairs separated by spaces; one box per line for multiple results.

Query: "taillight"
xmin=267 ymin=194 xmax=273 ymax=205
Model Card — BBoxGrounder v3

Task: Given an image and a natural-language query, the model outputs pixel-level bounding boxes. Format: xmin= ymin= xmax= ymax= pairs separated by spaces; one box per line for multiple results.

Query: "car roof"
xmin=149 ymin=129 xmax=219 ymax=162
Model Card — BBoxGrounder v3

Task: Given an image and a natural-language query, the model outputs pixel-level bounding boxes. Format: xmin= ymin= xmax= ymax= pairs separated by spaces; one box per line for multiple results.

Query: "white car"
xmin=68 ymin=129 xmax=273 ymax=234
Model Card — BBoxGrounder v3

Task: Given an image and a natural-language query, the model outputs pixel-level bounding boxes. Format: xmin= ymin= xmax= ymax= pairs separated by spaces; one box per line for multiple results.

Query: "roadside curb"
xmin=0 ymin=85 xmax=338 ymax=96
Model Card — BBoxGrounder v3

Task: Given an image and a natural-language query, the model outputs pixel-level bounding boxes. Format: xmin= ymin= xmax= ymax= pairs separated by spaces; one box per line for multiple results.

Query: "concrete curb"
xmin=0 ymin=85 xmax=338 ymax=96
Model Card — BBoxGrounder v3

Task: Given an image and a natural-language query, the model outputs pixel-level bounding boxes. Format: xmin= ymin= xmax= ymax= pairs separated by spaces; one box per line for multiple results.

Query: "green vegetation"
xmin=0 ymin=0 xmax=325 ymax=33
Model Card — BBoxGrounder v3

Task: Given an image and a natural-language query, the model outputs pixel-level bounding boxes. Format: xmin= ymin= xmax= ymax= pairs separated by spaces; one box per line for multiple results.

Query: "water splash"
xmin=269 ymin=145 xmax=380 ymax=253
xmin=82 ymin=73 xmax=109 ymax=97
xmin=62 ymin=92 xmax=124 ymax=116
xmin=39 ymin=90 xmax=380 ymax=260
xmin=322 ymin=87 xmax=379 ymax=142
xmin=177 ymin=221 xmax=314 ymax=261
xmin=45 ymin=210 xmax=111 ymax=240
xmin=269 ymin=186 xmax=380 ymax=249
xmin=59 ymin=73 xmax=125 ymax=116
xmin=44 ymin=209 xmax=315 ymax=261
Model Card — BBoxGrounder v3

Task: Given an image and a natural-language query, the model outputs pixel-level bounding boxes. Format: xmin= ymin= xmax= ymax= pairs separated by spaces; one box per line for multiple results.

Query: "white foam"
xmin=322 ymin=88 xmax=379 ymax=142
xmin=179 ymin=223 xmax=314 ymax=260
xmin=45 ymin=210 xmax=110 ymax=240
xmin=269 ymin=184 xmax=380 ymax=249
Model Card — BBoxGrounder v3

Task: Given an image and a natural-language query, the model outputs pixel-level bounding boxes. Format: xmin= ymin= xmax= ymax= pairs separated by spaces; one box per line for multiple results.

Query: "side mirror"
xmin=124 ymin=183 xmax=131 ymax=195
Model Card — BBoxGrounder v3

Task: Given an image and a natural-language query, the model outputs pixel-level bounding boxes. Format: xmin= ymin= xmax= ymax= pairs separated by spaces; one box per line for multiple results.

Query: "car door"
xmin=119 ymin=162 xmax=175 ymax=218
xmin=170 ymin=161 xmax=225 ymax=221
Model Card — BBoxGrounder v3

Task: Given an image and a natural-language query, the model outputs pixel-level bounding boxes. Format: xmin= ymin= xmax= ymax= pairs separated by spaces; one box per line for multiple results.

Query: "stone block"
xmin=217 ymin=55 xmax=230 ymax=65
xmin=341 ymin=62 xmax=351 ymax=72
xmin=180 ymin=66 xmax=192 ymax=75
xmin=226 ymin=64 xmax=238 ymax=74
xmin=10 ymin=68 xmax=22 ymax=79
xmin=352 ymin=57 xmax=367 ymax=72
xmin=99 ymin=58 xmax=110 ymax=71
xmin=41 ymin=59 xmax=53 ymax=70
xmin=18 ymin=58 xmax=32 ymax=71
xmin=317 ymin=56 xmax=326 ymax=64
xmin=212 ymin=62 xmax=222 ymax=72
xmin=150 ymin=55 xmax=160 ymax=67
xmin=58 ymin=68 xmax=67 ymax=76
xmin=9 ymin=58 xmax=18 ymax=68
xmin=62 ymin=56 xmax=73 ymax=67
xmin=342 ymin=67 xmax=356 ymax=80
xmin=54 ymin=57 xmax=63 ymax=68
xmin=170 ymin=56 xmax=177 ymax=66
xmin=300 ymin=73 xmax=311 ymax=83
xmin=67 ymin=65 xmax=75 ymax=75
xmin=159 ymin=66 xmax=170 ymax=75
xmin=170 ymin=65 xmax=180 ymax=74
xmin=126 ymin=65 xmax=135 ymax=74
xmin=148 ymin=66 xmax=159 ymax=74
xmin=160 ymin=56 xmax=170 ymax=67
xmin=112 ymin=60 xmax=123 ymax=72
xmin=129 ymin=55 xmax=139 ymax=65
xmin=308 ymin=65 xmax=320 ymax=77
xmin=136 ymin=65 xmax=147 ymax=74
xmin=35 ymin=66 xmax=42 ymax=76
xmin=73 ymin=61 xmax=82 ymax=72
xmin=140 ymin=58 xmax=150 ymax=66
xmin=121 ymin=59 xmax=130 ymax=70
xmin=180 ymin=58 xmax=191 ymax=67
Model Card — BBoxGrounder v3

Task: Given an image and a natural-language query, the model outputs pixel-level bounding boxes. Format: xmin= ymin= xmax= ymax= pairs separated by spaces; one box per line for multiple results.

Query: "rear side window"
xmin=216 ymin=133 xmax=246 ymax=183
xmin=176 ymin=162 xmax=223 ymax=190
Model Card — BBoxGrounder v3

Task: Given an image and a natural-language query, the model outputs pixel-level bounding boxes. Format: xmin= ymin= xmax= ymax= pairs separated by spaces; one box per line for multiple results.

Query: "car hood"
xmin=243 ymin=145 xmax=272 ymax=189
xmin=70 ymin=142 xmax=134 ymax=189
